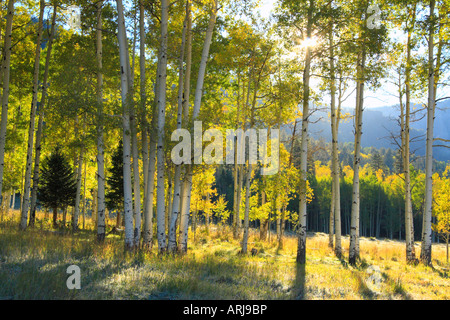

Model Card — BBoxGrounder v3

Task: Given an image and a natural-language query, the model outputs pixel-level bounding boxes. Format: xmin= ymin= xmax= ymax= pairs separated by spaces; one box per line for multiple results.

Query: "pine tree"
xmin=106 ymin=141 xmax=124 ymax=227
xmin=370 ymin=150 xmax=384 ymax=172
xmin=38 ymin=147 xmax=77 ymax=228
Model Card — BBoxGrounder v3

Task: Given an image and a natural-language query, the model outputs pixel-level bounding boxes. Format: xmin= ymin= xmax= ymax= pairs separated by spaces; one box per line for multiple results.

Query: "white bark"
xmin=168 ymin=1 xmax=189 ymax=252
xmin=233 ymin=74 xmax=241 ymax=239
xmin=403 ymin=5 xmax=416 ymax=261
xmin=155 ymin=0 xmax=169 ymax=253
xmin=29 ymin=4 xmax=57 ymax=227
xmin=73 ymin=141 xmax=84 ymax=232
xmin=139 ymin=1 xmax=149 ymax=214
xmin=20 ymin=0 xmax=45 ymax=230
xmin=131 ymin=87 xmax=141 ymax=247
xmin=242 ymin=165 xmax=252 ymax=253
xmin=421 ymin=0 xmax=435 ymax=265
xmin=116 ymin=0 xmax=134 ymax=250
xmin=96 ymin=0 xmax=106 ymax=242
xmin=349 ymin=48 xmax=366 ymax=265
xmin=0 ymin=0 xmax=14 ymax=208
xmin=296 ymin=2 xmax=313 ymax=264
xmin=179 ymin=0 xmax=218 ymax=254
xmin=142 ymin=70 xmax=158 ymax=249
xmin=328 ymin=24 xmax=342 ymax=257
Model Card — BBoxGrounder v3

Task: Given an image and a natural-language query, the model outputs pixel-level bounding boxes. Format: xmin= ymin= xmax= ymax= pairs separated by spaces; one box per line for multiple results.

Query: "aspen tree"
xmin=179 ymin=0 xmax=219 ymax=253
xmin=168 ymin=0 xmax=189 ymax=253
xmin=0 ymin=0 xmax=15 ymax=210
xmin=116 ymin=0 xmax=134 ymax=250
xmin=421 ymin=0 xmax=436 ymax=265
xmin=96 ymin=0 xmax=106 ymax=242
xmin=29 ymin=4 xmax=57 ymax=227
xmin=20 ymin=0 xmax=45 ymax=230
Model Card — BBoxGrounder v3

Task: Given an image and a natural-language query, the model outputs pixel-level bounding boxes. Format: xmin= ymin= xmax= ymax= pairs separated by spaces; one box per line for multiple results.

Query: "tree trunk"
xmin=403 ymin=6 xmax=416 ymax=260
xmin=53 ymin=207 xmax=57 ymax=228
xmin=82 ymin=159 xmax=87 ymax=229
xmin=0 ymin=0 xmax=14 ymax=209
xmin=155 ymin=0 xmax=169 ymax=253
xmin=233 ymin=73 xmax=242 ymax=239
xmin=242 ymin=164 xmax=252 ymax=254
xmin=349 ymin=52 xmax=365 ymax=265
xmin=20 ymin=0 xmax=45 ymax=230
xmin=178 ymin=0 xmax=218 ymax=254
xmin=205 ymin=192 xmax=210 ymax=234
xmin=62 ymin=207 xmax=67 ymax=229
xmin=349 ymin=45 xmax=366 ymax=265
xmin=178 ymin=166 xmax=192 ymax=253
xmin=260 ymin=190 xmax=268 ymax=241
xmin=116 ymin=0 xmax=134 ymax=251
xmin=420 ymin=0 xmax=435 ymax=266
xmin=168 ymin=0 xmax=189 ymax=252
xmin=296 ymin=0 xmax=313 ymax=264
xmin=29 ymin=4 xmax=57 ymax=227
xmin=96 ymin=0 xmax=106 ymax=242
xmin=73 ymin=140 xmax=84 ymax=232
xmin=131 ymin=90 xmax=141 ymax=248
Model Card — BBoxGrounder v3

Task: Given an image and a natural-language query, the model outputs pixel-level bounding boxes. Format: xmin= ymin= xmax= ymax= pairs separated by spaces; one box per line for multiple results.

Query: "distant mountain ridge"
xmin=303 ymin=100 xmax=450 ymax=162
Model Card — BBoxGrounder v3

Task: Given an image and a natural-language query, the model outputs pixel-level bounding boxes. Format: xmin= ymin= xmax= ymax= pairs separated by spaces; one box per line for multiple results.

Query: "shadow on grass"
xmin=0 ymin=226 xmax=293 ymax=299
xmin=430 ymin=264 xmax=450 ymax=279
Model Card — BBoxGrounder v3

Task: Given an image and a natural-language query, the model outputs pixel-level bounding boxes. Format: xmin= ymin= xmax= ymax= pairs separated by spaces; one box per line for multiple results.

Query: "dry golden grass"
xmin=0 ymin=209 xmax=448 ymax=300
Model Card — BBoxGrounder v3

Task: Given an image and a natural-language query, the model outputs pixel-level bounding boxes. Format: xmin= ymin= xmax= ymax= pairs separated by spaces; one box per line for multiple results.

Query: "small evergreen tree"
xmin=38 ymin=146 xmax=77 ymax=227
xmin=370 ymin=150 xmax=384 ymax=172
xmin=106 ymin=141 xmax=124 ymax=227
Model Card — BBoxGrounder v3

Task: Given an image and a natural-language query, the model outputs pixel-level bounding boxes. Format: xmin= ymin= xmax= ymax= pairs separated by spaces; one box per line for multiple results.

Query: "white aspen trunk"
xmin=237 ymin=164 xmax=244 ymax=231
xmin=329 ymin=181 xmax=335 ymax=247
xmin=182 ymin=1 xmax=192 ymax=126
xmin=296 ymin=1 xmax=313 ymax=264
xmin=12 ymin=190 xmax=15 ymax=210
xmin=232 ymin=146 xmax=239 ymax=237
xmin=116 ymin=0 xmax=134 ymax=250
xmin=178 ymin=166 xmax=192 ymax=253
xmin=179 ymin=0 xmax=218 ymax=253
xmin=168 ymin=2 xmax=188 ymax=252
xmin=20 ymin=0 xmax=44 ymax=230
xmin=128 ymin=1 xmax=141 ymax=248
xmin=166 ymin=164 xmax=173 ymax=232
xmin=155 ymin=0 xmax=169 ymax=253
xmin=328 ymin=23 xmax=336 ymax=250
xmin=139 ymin=1 xmax=149 ymax=210
xmin=333 ymin=105 xmax=342 ymax=257
xmin=177 ymin=3 xmax=192 ymax=251
xmin=82 ymin=159 xmax=87 ymax=229
xmin=242 ymin=45 xmax=271 ymax=253
xmin=420 ymin=0 xmax=435 ymax=265
xmin=131 ymin=90 xmax=141 ymax=247
xmin=96 ymin=0 xmax=106 ymax=242
xmin=0 ymin=0 xmax=14 ymax=208
xmin=237 ymin=74 xmax=252 ymax=240
xmin=73 ymin=143 xmax=83 ymax=232
xmin=142 ymin=78 xmax=158 ymax=250
xmin=404 ymin=6 xmax=416 ymax=261
xmin=233 ymin=73 xmax=241 ymax=239
xmin=142 ymin=7 xmax=161 ymax=251
xmin=143 ymin=109 xmax=156 ymax=249
xmin=29 ymin=4 xmax=57 ymax=227
xmin=242 ymin=164 xmax=252 ymax=253
xmin=349 ymin=48 xmax=366 ymax=265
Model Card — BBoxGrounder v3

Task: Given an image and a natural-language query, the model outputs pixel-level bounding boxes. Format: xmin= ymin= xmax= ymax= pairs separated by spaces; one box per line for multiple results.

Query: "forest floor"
xmin=0 ymin=210 xmax=449 ymax=300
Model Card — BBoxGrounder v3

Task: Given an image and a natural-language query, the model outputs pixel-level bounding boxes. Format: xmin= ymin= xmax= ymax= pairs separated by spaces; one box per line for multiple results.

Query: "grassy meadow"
xmin=0 ymin=209 xmax=449 ymax=300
